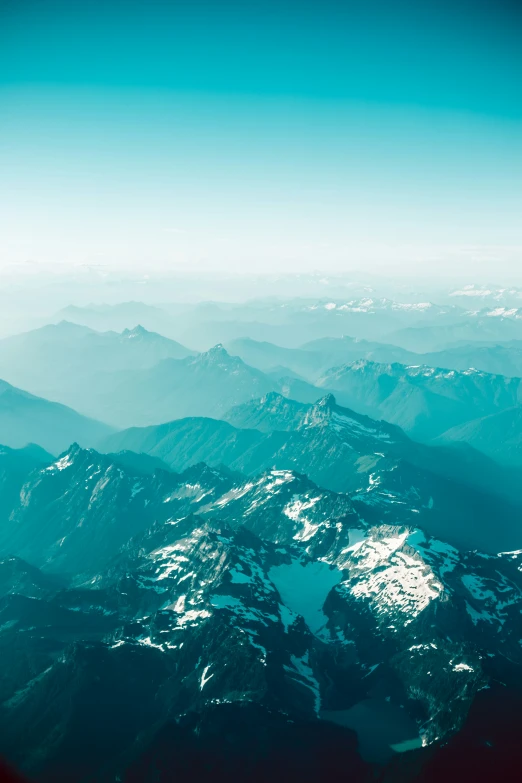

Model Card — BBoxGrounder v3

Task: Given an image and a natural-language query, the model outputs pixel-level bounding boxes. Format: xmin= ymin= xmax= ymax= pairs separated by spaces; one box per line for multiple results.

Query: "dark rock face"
xmin=121 ymin=704 xmax=369 ymax=783
xmin=0 ymin=446 xmax=236 ymax=578
xmin=0 ymin=380 xmax=113 ymax=455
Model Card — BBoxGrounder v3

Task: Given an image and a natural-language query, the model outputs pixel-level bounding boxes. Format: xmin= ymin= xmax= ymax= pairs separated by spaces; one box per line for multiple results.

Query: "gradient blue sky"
xmin=1 ymin=0 xmax=521 ymax=276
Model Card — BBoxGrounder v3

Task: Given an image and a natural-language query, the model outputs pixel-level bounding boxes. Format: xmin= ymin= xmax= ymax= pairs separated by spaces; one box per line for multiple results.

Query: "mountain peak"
xmin=60 ymin=442 xmax=83 ymax=459
xmin=43 ymin=443 xmax=85 ymax=473
xmin=259 ymin=391 xmax=285 ymax=405
xmin=297 ymin=394 xmax=337 ymax=428
xmin=348 ymin=358 xmax=375 ymax=371
xmin=121 ymin=324 xmax=149 ymax=339
xmin=316 ymin=393 xmax=337 ymax=408
xmin=195 ymin=344 xmax=235 ymax=366
xmin=207 ymin=343 xmax=227 ymax=354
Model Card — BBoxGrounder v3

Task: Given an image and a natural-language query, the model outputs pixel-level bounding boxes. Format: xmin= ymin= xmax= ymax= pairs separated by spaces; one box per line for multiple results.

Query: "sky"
xmin=1 ymin=0 xmax=521 ymax=278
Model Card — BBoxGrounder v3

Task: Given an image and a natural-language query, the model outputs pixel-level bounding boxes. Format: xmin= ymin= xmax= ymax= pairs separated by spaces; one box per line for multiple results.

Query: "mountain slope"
xmin=0 ymin=380 xmax=113 ymax=454
xmin=0 ymin=444 xmax=52 ymax=520
xmin=225 ymin=338 xmax=330 ymax=380
xmin=98 ymin=416 xmax=262 ymax=465
xmin=390 ymin=316 xmax=522 ymax=352
xmin=437 ymin=405 xmax=522 ymax=467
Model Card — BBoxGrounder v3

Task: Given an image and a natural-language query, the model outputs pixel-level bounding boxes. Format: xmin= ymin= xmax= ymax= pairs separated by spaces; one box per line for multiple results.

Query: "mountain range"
xmin=315 ymin=360 xmax=522 ymax=441
xmin=1 ymin=289 xmax=522 ymax=782
xmin=226 ymin=336 xmax=416 ymax=381
xmin=229 ymin=335 xmax=522 ymax=385
xmin=0 ymin=325 xmax=326 ymax=427
xmin=48 ymin=297 xmax=522 ymax=352
xmin=53 ymin=302 xmax=180 ymax=335
xmin=0 ymin=322 xmax=193 ymax=420
xmin=101 ymin=393 xmax=522 ymax=553
xmin=3 ymin=321 xmax=522 ymax=457
xmin=0 ymin=441 xmax=520 ymax=780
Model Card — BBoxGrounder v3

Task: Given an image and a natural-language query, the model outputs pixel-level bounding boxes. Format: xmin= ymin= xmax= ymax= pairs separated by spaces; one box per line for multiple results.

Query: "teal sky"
xmin=1 ymin=0 xmax=521 ymax=276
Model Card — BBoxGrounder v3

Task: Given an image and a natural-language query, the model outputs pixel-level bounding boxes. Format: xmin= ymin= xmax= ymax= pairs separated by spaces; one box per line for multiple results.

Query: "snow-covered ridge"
xmin=303 ymin=298 xmax=438 ymax=314
xmin=483 ymin=307 xmax=522 ymax=318
xmin=451 ymin=285 xmax=522 ymax=302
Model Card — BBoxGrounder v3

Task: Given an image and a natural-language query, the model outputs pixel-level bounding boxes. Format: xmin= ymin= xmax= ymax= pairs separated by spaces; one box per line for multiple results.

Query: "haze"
xmin=1 ymin=0 xmax=521 ymax=277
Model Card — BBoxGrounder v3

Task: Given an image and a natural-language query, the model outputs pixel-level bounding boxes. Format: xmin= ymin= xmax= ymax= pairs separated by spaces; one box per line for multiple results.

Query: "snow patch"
xmin=200 ymin=665 xmax=214 ymax=689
